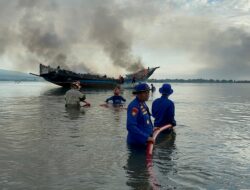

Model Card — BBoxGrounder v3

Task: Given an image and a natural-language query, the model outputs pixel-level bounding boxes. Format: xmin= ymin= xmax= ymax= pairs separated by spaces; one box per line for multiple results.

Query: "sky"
xmin=0 ymin=0 xmax=250 ymax=79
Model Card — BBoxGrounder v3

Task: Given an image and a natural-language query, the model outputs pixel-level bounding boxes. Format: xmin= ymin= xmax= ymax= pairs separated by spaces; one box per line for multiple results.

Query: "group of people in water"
xmin=126 ymin=83 xmax=176 ymax=146
xmin=65 ymin=81 xmax=176 ymax=146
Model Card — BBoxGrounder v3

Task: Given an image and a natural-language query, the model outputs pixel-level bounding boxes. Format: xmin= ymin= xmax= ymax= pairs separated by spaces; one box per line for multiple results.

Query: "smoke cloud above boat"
xmin=0 ymin=0 xmax=158 ymax=74
xmin=1 ymin=0 xmax=250 ymax=79
xmin=89 ymin=5 xmax=144 ymax=72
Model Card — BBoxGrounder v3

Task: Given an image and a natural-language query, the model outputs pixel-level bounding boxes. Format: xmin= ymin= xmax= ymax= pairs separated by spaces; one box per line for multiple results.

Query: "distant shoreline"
xmin=148 ymin=79 xmax=250 ymax=83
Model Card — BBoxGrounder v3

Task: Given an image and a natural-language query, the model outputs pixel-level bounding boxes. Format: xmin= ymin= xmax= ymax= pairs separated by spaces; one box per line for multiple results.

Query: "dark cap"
xmin=159 ymin=83 xmax=173 ymax=95
xmin=132 ymin=83 xmax=151 ymax=94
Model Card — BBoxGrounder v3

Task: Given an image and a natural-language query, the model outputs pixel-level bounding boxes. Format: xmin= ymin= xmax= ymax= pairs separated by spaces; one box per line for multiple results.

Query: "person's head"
xmin=71 ymin=81 xmax=81 ymax=90
xmin=133 ymin=83 xmax=150 ymax=101
xmin=151 ymin=83 xmax=154 ymax=86
xmin=114 ymin=86 xmax=121 ymax=95
xmin=159 ymin=83 xmax=173 ymax=96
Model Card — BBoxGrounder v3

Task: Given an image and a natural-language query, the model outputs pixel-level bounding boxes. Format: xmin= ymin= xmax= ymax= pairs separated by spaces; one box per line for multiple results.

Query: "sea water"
xmin=0 ymin=81 xmax=249 ymax=189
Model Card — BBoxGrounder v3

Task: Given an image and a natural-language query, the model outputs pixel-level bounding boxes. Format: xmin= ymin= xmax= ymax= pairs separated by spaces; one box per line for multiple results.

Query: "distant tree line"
xmin=148 ymin=79 xmax=250 ymax=83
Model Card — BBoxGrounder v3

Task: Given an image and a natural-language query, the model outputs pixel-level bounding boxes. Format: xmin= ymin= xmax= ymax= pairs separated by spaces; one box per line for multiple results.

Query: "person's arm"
xmin=77 ymin=90 xmax=85 ymax=100
xmin=120 ymin=96 xmax=126 ymax=102
xmin=79 ymin=94 xmax=86 ymax=101
xmin=152 ymin=100 xmax=161 ymax=131
xmin=127 ymin=106 xmax=151 ymax=144
xmin=83 ymin=100 xmax=91 ymax=106
xmin=106 ymin=96 xmax=113 ymax=103
xmin=151 ymin=102 xmax=156 ymax=130
xmin=79 ymin=93 xmax=90 ymax=106
xmin=169 ymin=102 xmax=176 ymax=126
xmin=151 ymin=101 xmax=157 ymax=118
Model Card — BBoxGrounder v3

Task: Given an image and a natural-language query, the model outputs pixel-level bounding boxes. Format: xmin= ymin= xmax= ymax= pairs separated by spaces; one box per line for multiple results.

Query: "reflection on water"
xmin=125 ymin=131 xmax=176 ymax=190
xmin=124 ymin=132 xmax=176 ymax=189
xmin=65 ymin=107 xmax=86 ymax=120
xmin=154 ymin=131 xmax=178 ymax=188
xmin=42 ymin=87 xmax=68 ymax=96
xmin=0 ymin=82 xmax=250 ymax=189
xmin=125 ymin=145 xmax=150 ymax=190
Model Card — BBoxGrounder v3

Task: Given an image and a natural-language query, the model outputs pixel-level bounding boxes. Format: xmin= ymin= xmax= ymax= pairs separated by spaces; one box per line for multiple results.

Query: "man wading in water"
xmin=126 ymin=83 xmax=155 ymax=146
xmin=105 ymin=86 xmax=126 ymax=106
xmin=152 ymin=83 xmax=176 ymax=132
xmin=65 ymin=81 xmax=90 ymax=107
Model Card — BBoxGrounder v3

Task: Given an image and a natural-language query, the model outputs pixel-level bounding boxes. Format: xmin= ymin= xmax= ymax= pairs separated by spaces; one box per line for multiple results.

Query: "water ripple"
xmin=1 ymin=82 xmax=250 ymax=189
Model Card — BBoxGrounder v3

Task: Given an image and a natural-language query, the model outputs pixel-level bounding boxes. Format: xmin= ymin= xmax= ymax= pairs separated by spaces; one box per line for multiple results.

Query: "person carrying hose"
xmin=126 ymin=83 xmax=155 ymax=146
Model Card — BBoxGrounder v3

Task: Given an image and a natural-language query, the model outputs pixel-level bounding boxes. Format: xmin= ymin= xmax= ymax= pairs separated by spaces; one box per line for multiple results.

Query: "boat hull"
xmin=37 ymin=64 xmax=159 ymax=89
xmin=42 ymin=74 xmax=118 ymax=88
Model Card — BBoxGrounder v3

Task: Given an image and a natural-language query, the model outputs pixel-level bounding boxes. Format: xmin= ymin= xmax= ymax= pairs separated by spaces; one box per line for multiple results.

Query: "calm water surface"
xmin=0 ymin=82 xmax=249 ymax=189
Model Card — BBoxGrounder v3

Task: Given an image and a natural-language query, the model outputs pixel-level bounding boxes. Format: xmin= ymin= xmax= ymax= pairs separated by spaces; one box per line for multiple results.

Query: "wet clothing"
xmin=126 ymin=97 xmax=154 ymax=146
xmin=152 ymin=95 xmax=176 ymax=127
xmin=65 ymin=89 xmax=86 ymax=107
xmin=106 ymin=95 xmax=126 ymax=105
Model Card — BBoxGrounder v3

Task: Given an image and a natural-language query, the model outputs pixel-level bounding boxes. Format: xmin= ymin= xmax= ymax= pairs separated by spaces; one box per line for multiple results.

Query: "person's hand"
xmin=147 ymin=137 xmax=155 ymax=144
xmin=83 ymin=102 xmax=91 ymax=107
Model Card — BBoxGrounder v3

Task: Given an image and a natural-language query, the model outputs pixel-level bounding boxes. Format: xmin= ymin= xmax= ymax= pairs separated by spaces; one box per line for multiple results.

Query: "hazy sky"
xmin=0 ymin=0 xmax=250 ymax=79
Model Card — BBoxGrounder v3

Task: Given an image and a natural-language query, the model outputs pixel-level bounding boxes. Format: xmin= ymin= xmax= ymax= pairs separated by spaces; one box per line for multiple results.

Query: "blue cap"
xmin=159 ymin=83 xmax=173 ymax=95
xmin=133 ymin=83 xmax=151 ymax=94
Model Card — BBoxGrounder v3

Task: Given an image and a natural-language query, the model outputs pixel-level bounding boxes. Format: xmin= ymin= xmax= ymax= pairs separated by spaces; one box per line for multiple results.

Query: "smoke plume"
xmin=0 ymin=0 xmax=159 ymax=75
xmin=2 ymin=0 xmax=249 ymax=79
xmin=89 ymin=6 xmax=143 ymax=72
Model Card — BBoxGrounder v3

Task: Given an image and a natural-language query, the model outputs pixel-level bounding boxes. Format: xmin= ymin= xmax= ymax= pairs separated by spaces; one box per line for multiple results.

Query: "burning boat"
xmin=30 ymin=63 xmax=159 ymax=88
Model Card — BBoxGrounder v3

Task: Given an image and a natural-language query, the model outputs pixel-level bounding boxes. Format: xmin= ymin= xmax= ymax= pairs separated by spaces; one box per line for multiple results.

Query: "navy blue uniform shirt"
xmin=106 ymin=95 xmax=126 ymax=105
xmin=152 ymin=96 xmax=176 ymax=127
xmin=126 ymin=97 xmax=153 ymax=146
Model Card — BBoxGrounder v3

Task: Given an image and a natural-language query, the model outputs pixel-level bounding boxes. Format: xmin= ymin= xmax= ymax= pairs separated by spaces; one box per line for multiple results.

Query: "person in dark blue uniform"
xmin=106 ymin=86 xmax=126 ymax=105
xmin=126 ymin=83 xmax=154 ymax=146
xmin=152 ymin=83 xmax=176 ymax=131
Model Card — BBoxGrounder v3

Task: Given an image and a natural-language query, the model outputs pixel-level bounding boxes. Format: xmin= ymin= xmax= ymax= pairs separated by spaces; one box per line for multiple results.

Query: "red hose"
xmin=147 ymin=124 xmax=173 ymax=157
xmin=146 ymin=124 xmax=173 ymax=190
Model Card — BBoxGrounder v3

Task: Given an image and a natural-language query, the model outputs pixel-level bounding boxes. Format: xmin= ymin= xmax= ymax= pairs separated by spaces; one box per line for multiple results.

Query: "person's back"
xmin=152 ymin=83 xmax=176 ymax=128
xmin=152 ymin=96 xmax=175 ymax=127
xmin=65 ymin=82 xmax=88 ymax=107
xmin=65 ymin=88 xmax=86 ymax=107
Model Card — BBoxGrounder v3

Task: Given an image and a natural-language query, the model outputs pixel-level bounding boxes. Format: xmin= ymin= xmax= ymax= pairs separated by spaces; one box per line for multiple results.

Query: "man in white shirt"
xmin=65 ymin=81 xmax=90 ymax=107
